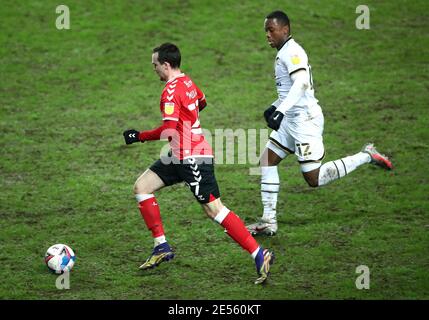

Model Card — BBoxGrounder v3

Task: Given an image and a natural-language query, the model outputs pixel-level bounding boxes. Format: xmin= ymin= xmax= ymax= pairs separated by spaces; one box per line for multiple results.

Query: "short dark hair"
xmin=266 ymin=10 xmax=290 ymax=28
xmin=153 ymin=43 xmax=181 ymax=69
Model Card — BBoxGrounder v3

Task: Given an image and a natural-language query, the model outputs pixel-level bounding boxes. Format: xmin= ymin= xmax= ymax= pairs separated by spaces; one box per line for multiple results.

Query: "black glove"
xmin=198 ymin=100 xmax=207 ymax=112
xmin=264 ymin=105 xmax=277 ymax=123
xmin=123 ymin=129 xmax=140 ymax=145
xmin=267 ymin=111 xmax=284 ymax=131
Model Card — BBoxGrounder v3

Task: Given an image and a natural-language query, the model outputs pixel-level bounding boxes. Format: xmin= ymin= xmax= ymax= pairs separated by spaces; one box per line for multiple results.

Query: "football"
xmin=44 ymin=244 xmax=76 ymax=274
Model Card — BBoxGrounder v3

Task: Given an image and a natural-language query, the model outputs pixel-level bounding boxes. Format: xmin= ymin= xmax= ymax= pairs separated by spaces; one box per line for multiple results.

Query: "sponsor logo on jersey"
xmin=164 ymin=102 xmax=175 ymax=115
xmin=186 ymin=89 xmax=197 ymax=99
xmin=184 ymin=80 xmax=193 ymax=88
xmin=291 ymin=55 xmax=301 ymax=65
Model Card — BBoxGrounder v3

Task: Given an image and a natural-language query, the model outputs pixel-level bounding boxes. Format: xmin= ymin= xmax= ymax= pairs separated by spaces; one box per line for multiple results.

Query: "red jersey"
xmin=159 ymin=74 xmax=213 ymax=160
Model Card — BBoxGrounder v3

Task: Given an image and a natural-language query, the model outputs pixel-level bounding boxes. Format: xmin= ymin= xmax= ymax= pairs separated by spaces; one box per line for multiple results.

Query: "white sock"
xmin=154 ymin=235 xmax=166 ymax=247
xmin=135 ymin=193 xmax=154 ymax=203
xmin=318 ymin=152 xmax=371 ymax=186
xmin=251 ymin=247 xmax=260 ymax=259
xmin=261 ymin=166 xmax=279 ymax=222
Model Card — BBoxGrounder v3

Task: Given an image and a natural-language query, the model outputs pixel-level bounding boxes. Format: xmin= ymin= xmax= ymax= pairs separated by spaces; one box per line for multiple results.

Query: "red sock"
xmin=216 ymin=208 xmax=259 ymax=254
xmin=138 ymin=196 xmax=164 ymax=238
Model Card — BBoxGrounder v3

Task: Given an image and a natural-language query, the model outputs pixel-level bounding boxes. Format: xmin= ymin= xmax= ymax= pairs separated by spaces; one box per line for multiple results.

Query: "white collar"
xmin=167 ymin=73 xmax=185 ymax=84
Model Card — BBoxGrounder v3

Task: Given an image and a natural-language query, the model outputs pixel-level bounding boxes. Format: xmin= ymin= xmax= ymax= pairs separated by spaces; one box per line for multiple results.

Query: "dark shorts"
xmin=149 ymin=155 xmax=220 ymax=204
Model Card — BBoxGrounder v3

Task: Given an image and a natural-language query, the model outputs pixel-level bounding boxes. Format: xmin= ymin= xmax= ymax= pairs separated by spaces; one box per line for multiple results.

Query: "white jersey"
xmin=272 ymin=37 xmax=321 ymax=117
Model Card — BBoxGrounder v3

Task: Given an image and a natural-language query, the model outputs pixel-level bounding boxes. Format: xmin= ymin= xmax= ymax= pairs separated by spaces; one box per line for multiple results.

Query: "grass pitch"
xmin=0 ymin=0 xmax=428 ymax=299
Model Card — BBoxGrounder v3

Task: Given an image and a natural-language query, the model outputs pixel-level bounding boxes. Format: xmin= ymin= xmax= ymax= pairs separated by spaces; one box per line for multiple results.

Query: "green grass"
xmin=1 ymin=0 xmax=428 ymax=299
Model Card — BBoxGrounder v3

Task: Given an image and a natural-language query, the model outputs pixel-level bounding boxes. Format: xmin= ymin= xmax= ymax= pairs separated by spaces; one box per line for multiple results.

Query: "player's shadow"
xmin=136 ymin=263 xmax=174 ymax=277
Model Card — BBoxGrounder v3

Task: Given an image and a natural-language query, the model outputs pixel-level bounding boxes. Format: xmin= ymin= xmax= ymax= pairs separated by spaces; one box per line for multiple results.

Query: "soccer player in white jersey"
xmin=246 ymin=11 xmax=393 ymax=236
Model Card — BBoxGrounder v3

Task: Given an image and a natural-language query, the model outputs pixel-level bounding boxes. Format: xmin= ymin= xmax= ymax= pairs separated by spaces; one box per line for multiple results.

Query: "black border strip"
xmin=340 ymin=159 xmax=348 ymax=175
xmin=268 ymin=137 xmax=294 ymax=154
xmin=298 ymin=151 xmax=326 ymax=164
xmin=289 ymin=67 xmax=306 ymax=76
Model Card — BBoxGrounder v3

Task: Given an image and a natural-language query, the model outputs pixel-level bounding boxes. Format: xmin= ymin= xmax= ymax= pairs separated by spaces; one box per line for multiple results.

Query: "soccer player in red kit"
xmin=123 ymin=43 xmax=274 ymax=284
